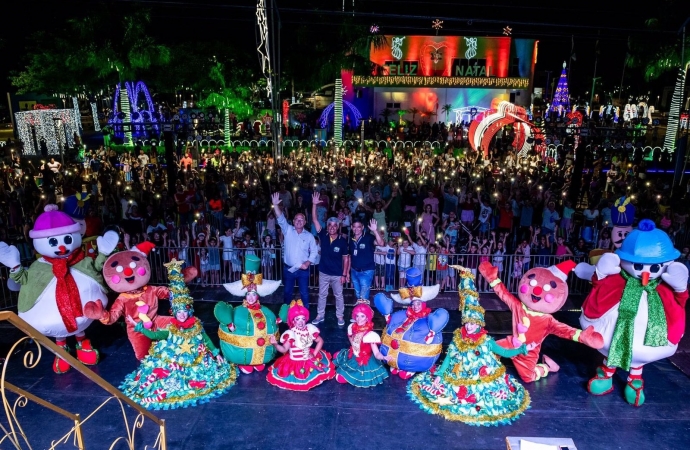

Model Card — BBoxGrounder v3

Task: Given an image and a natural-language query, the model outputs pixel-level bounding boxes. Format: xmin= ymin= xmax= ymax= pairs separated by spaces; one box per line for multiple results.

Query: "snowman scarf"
xmin=43 ymin=249 xmax=86 ymax=333
xmin=607 ymin=271 xmax=668 ymax=371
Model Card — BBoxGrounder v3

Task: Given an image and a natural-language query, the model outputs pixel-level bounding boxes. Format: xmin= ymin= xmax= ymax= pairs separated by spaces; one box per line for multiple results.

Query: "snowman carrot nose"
xmin=641 ymin=271 xmax=650 ymax=286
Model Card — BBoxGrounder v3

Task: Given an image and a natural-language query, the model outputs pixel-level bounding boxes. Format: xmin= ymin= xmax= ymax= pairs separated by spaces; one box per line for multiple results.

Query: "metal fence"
xmin=0 ymin=247 xmax=593 ymax=311
xmin=145 ymin=247 xmax=593 ymax=296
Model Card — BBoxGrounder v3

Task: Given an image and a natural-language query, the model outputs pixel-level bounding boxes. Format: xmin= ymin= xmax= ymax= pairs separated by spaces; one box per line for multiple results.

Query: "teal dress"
xmin=408 ymin=328 xmax=530 ymax=426
xmin=333 ymin=325 xmax=389 ymax=388
xmin=120 ymin=319 xmax=237 ymax=410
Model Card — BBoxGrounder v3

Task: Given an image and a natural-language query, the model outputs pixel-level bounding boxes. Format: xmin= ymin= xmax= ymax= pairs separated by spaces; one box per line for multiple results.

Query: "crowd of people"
xmin=2 ymin=130 xmax=690 ymax=300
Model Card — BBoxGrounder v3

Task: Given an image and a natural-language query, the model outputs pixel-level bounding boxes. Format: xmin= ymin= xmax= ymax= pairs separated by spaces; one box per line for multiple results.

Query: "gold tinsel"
xmin=408 ymin=381 xmax=531 ymax=424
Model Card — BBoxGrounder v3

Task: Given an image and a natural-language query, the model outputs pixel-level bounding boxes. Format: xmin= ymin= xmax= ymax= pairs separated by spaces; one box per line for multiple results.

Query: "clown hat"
xmin=30 ymin=204 xmax=81 ymax=239
xmin=244 ymin=254 xmax=261 ymax=274
xmin=455 ymin=266 xmax=485 ymax=327
xmin=133 ymin=241 xmax=156 ymax=256
xmin=62 ymin=192 xmax=91 ymax=221
xmin=223 ymin=254 xmax=280 ymax=297
xmin=547 ymin=260 xmax=576 ymax=282
xmin=405 ymin=267 xmax=423 ymax=287
xmin=610 ymin=196 xmax=635 ymax=227
xmin=615 ymin=219 xmax=680 ymax=264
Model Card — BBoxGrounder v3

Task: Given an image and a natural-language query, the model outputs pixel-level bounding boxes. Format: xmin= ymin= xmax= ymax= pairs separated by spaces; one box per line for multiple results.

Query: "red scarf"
xmin=461 ymin=327 xmax=487 ymax=342
xmin=172 ymin=317 xmax=197 ymax=329
xmin=395 ymin=306 xmax=431 ymax=334
xmin=43 ymin=248 xmax=86 ymax=333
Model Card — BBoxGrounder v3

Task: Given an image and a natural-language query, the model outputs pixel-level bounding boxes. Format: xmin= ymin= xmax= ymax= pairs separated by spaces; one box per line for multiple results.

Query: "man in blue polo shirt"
xmin=349 ymin=217 xmax=385 ymax=305
xmin=310 ymin=193 xmax=350 ymax=327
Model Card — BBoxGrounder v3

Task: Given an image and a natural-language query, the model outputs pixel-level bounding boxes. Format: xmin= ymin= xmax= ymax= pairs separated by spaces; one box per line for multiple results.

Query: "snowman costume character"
xmin=580 ymin=219 xmax=688 ymax=406
xmin=0 ymin=205 xmax=118 ymax=373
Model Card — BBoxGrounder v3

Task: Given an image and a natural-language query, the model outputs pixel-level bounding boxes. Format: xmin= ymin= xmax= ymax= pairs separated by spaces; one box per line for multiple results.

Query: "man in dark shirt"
xmin=349 ymin=217 xmax=385 ymax=305
xmin=310 ymin=193 xmax=350 ymax=327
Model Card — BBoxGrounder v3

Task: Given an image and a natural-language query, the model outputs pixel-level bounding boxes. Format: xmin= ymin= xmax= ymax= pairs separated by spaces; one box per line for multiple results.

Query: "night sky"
xmin=0 ymin=0 xmax=685 ymax=105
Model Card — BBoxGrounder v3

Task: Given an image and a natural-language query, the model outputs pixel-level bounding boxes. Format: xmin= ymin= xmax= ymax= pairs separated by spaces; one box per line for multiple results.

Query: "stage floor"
xmin=2 ymin=298 xmax=689 ymax=450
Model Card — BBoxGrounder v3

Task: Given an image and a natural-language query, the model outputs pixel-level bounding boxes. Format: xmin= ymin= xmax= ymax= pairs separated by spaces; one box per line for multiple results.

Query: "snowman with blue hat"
xmin=374 ymin=267 xmax=449 ymax=380
xmin=580 ymin=219 xmax=688 ymax=406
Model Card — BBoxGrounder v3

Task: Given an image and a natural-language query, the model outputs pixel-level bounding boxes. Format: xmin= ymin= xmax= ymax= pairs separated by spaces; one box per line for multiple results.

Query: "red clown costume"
xmin=479 ymin=260 xmax=604 ymax=382
xmin=85 ymin=242 xmax=197 ymax=360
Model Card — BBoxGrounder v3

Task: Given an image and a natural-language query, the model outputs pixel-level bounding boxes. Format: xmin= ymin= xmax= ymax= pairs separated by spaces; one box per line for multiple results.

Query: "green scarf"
xmin=607 ymin=271 xmax=668 ymax=370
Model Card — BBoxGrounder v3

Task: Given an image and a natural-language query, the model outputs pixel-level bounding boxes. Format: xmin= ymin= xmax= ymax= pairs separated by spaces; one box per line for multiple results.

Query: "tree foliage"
xmin=11 ymin=7 xmax=170 ymax=94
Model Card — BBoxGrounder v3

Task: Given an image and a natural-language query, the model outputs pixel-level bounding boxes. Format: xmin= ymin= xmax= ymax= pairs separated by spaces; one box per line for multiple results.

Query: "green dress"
xmin=408 ymin=328 xmax=530 ymax=426
xmin=119 ymin=319 xmax=237 ymax=410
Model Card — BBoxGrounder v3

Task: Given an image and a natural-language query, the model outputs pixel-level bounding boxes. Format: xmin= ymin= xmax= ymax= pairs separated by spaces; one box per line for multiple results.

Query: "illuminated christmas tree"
xmin=550 ymin=62 xmax=570 ymax=114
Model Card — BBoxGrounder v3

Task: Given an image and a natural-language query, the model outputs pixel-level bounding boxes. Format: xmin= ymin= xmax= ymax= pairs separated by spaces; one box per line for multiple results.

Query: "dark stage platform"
xmin=1 ymin=289 xmax=689 ymax=450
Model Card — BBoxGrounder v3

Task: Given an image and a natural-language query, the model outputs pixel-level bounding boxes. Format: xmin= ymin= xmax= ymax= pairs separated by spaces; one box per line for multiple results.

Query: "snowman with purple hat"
xmin=0 ymin=205 xmax=119 ymax=373
xmin=580 ymin=219 xmax=688 ymax=406
xmin=374 ymin=267 xmax=449 ymax=380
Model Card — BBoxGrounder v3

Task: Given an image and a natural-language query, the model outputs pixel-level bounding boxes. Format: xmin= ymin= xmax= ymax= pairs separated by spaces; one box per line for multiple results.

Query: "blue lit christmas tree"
xmin=550 ymin=62 xmax=570 ymax=113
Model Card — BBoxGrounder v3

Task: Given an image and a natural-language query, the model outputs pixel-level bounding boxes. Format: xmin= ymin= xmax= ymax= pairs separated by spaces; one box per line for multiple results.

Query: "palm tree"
xmin=407 ymin=107 xmax=420 ymax=125
xmin=442 ymin=104 xmax=452 ymax=124
xmin=380 ymin=108 xmax=392 ymax=123
xmin=397 ymin=110 xmax=406 ymax=125
xmin=421 ymin=110 xmax=437 ymax=123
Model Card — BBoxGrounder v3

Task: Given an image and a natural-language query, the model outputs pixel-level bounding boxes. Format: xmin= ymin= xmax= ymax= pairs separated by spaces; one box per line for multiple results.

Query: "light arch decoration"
xmin=468 ymin=99 xmax=538 ymax=158
xmin=318 ymin=100 xmax=363 ymax=129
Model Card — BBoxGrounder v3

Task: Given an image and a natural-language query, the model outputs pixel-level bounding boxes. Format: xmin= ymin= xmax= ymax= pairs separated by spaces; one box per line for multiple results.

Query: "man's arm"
xmin=311 ymin=192 xmax=322 ymax=233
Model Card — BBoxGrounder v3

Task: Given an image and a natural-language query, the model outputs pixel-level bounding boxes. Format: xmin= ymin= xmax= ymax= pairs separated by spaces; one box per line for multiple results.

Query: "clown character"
xmin=575 ymin=195 xmax=635 ymax=281
xmin=333 ymin=304 xmax=392 ymax=387
xmin=374 ymin=268 xmax=449 ymax=380
xmin=215 ymin=255 xmax=284 ymax=374
xmin=580 ymin=219 xmax=688 ymax=406
xmin=408 ymin=266 xmax=531 ymax=425
xmin=84 ymin=242 xmax=197 ymax=360
xmin=266 ymin=300 xmax=335 ymax=391
xmin=0 ymin=205 xmax=118 ymax=373
xmin=479 ymin=260 xmax=604 ymax=383
xmin=119 ymin=259 xmax=237 ymax=410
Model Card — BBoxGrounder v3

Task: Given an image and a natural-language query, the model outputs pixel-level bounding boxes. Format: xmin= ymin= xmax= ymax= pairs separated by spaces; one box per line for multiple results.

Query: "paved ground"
xmin=1 ymin=289 xmax=689 ymax=450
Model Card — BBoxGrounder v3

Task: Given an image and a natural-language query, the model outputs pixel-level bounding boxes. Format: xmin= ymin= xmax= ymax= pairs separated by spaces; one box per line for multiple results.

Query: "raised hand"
xmin=368 ymin=218 xmax=378 ymax=233
xmin=312 ymin=192 xmax=321 ymax=205
xmin=271 ymin=192 xmax=281 ymax=206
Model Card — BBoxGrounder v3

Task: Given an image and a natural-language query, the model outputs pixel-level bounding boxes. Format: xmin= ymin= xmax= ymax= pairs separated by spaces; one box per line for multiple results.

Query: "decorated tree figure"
xmin=119 ymin=259 xmax=237 ymax=410
xmin=408 ymin=266 xmax=531 ymax=426
xmin=550 ymin=62 xmax=570 ymax=115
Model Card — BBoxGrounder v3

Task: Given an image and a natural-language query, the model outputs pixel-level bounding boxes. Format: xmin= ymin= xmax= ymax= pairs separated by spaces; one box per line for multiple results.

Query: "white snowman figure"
xmin=0 ymin=205 xmax=119 ymax=374
xmin=580 ymin=219 xmax=688 ymax=406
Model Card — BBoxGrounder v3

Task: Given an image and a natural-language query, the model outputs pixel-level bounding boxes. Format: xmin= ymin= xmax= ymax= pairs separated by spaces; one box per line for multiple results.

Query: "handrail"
xmin=0 ymin=311 xmax=166 ymax=450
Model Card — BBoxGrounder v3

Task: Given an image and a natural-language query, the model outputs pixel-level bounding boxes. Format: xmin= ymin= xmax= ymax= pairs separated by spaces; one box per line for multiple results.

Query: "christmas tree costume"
xmin=333 ymin=304 xmax=390 ymax=388
xmin=580 ymin=220 xmax=688 ymax=406
xmin=479 ymin=260 xmax=604 ymax=383
xmin=266 ymin=300 xmax=335 ymax=391
xmin=216 ymin=255 xmax=285 ymax=374
xmin=409 ymin=266 xmax=531 ymax=426
xmin=119 ymin=259 xmax=237 ymax=410
xmin=374 ymin=268 xmax=449 ymax=380
xmin=0 ymin=205 xmax=119 ymax=373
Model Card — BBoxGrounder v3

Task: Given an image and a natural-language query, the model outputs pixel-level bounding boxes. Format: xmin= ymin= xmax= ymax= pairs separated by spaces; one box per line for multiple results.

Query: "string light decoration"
xmin=120 ymin=87 xmax=133 ymax=145
xmin=15 ymin=109 xmax=77 ymax=155
xmin=71 ymin=96 xmax=82 ymax=137
xmin=550 ymin=62 xmax=570 ymax=113
xmin=224 ymin=108 xmax=231 ymax=142
xmin=90 ymin=102 xmax=101 ymax=131
xmin=334 ymin=78 xmax=343 ymax=145
xmin=318 ymin=100 xmax=362 ymax=129
xmin=503 ymin=26 xmax=512 ymax=36
xmin=663 ymin=67 xmax=684 ymax=153
xmin=256 ymin=0 xmax=272 ymax=99
xmin=432 ymin=19 xmax=443 ymax=35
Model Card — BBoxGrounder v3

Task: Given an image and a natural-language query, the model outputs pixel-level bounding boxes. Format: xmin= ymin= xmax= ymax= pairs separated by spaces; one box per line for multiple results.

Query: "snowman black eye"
xmin=633 ymin=263 xmax=643 ymax=271
xmin=650 ymin=264 xmax=661 ymax=273
xmin=49 ymin=238 xmax=58 ymax=247
xmin=64 ymin=236 xmax=73 ymax=245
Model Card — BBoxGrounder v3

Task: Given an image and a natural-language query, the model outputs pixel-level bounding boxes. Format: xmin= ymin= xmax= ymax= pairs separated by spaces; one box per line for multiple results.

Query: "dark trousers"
xmin=283 ymin=267 xmax=310 ymax=307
